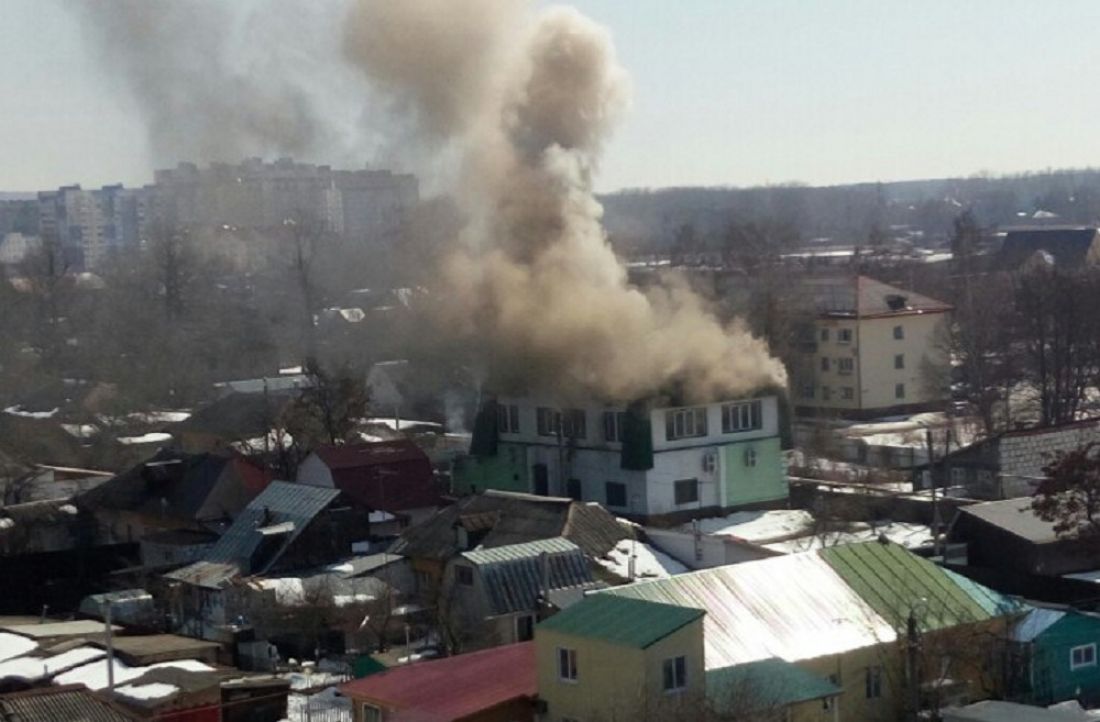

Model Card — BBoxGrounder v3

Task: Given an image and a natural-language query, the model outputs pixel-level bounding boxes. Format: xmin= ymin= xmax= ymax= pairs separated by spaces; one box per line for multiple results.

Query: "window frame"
xmin=721 ymin=400 xmax=762 ymax=434
xmin=841 ymin=386 xmax=854 ymax=400
xmin=820 ymin=356 xmax=830 ymax=372
xmin=362 ymin=703 xmax=383 ymax=722
xmin=662 ymin=655 xmax=688 ymax=693
xmin=674 ymin=478 xmax=700 ymax=505
xmin=894 ymin=353 xmax=905 ymax=370
xmin=602 ymin=411 xmax=628 ymax=443
xmin=837 ymin=358 xmax=854 ymax=375
xmin=497 ymin=403 xmax=520 ymax=434
xmin=838 ymin=328 xmax=853 ymax=344
xmin=605 ymin=481 xmax=627 ymax=508
xmin=1072 ymin=643 xmax=1097 ymax=670
xmin=865 ymin=665 xmax=883 ymax=699
xmin=561 ymin=409 xmax=587 ymax=440
xmin=536 ymin=407 xmax=559 ymax=437
xmin=665 ymin=407 xmax=708 ymax=441
xmin=820 ymin=328 xmax=830 ymax=342
xmin=895 ymin=383 xmax=906 ymax=399
xmin=893 ymin=325 xmax=905 ymax=340
xmin=558 ymin=647 xmax=578 ymax=682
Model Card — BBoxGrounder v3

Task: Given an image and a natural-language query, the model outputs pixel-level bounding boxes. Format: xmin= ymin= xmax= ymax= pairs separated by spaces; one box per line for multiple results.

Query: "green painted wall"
xmin=453 ymin=443 xmax=529 ymax=495
xmin=722 ymin=436 xmax=788 ymax=506
xmin=1030 ymin=614 xmax=1100 ymax=704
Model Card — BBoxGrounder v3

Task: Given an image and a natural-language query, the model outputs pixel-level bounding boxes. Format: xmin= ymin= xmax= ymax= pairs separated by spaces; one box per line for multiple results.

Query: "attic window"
xmin=885 ymin=294 xmax=907 ymax=311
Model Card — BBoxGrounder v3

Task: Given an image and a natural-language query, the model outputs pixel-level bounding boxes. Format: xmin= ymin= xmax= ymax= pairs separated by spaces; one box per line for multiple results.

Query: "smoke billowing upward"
xmin=72 ymin=0 xmax=338 ymax=166
xmin=344 ymin=1 xmax=786 ymax=402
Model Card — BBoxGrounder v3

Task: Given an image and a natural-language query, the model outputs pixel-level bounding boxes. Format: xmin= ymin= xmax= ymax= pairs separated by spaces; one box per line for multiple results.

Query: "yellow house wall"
xmin=857 ymin=313 xmax=949 ymax=410
xmin=536 ymin=619 xmax=704 ymax=722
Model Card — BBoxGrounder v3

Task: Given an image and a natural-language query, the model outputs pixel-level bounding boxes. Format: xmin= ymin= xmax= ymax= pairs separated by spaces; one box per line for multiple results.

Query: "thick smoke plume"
xmin=345 ymin=1 xmax=786 ymax=402
xmin=72 ymin=1 xmax=340 ymax=166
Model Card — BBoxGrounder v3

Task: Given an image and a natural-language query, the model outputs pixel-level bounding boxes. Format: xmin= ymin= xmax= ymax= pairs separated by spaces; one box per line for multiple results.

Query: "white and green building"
xmin=455 ymin=393 xmax=789 ymax=520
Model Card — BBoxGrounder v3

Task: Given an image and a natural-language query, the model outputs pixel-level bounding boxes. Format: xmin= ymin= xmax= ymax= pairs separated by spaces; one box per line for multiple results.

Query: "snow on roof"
xmin=763 ymin=522 xmax=933 ymax=554
xmin=682 ymin=510 xmax=814 ymax=544
xmin=1012 ymin=607 xmax=1067 ymax=643
xmin=117 ymin=432 xmax=174 ymax=446
xmin=3 ymin=406 xmax=59 ymax=419
xmin=597 ymin=539 xmax=688 ymax=580
xmin=0 ymin=646 xmax=105 ymax=681
xmin=364 ymin=417 xmax=442 ymax=431
xmin=258 ymin=577 xmax=306 ymax=606
xmin=127 ymin=410 xmax=191 ymax=424
xmin=54 ymin=658 xmax=214 ymax=690
xmin=0 ymin=633 xmax=36 ymax=663
xmin=115 ymin=682 xmax=179 ymax=701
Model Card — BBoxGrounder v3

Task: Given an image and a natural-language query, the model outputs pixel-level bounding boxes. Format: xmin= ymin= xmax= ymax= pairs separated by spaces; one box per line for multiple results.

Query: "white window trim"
xmin=557 ymin=647 xmax=578 ymax=683
xmin=662 ymin=655 xmax=688 ymax=694
xmin=1071 ymin=643 xmax=1097 ymax=670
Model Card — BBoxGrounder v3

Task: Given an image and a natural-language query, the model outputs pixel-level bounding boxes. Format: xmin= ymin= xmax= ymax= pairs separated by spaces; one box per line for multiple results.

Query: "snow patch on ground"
xmin=597 ymin=539 xmax=688 ymax=580
xmin=3 ymin=406 xmax=58 ymax=419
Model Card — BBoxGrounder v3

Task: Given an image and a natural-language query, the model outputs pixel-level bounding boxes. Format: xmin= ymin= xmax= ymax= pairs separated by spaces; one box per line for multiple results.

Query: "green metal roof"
xmin=706 ymin=658 xmax=841 ymax=711
xmin=537 ymin=593 xmax=703 ymax=649
xmin=819 ymin=541 xmax=1019 ymax=632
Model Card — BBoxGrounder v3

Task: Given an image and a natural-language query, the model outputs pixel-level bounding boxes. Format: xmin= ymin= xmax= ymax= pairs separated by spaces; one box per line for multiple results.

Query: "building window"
xmin=561 ymin=409 xmax=586 ymax=440
xmin=516 ymin=614 xmax=535 ymax=642
xmin=842 ymin=387 xmax=854 ymax=400
xmin=497 ymin=403 xmax=520 ymax=434
xmin=721 ymin=400 xmax=762 ymax=433
xmin=674 ymin=479 xmax=699 ymax=505
xmin=838 ymin=328 xmax=853 ymax=343
xmin=820 ymin=328 xmax=830 ymax=342
xmin=743 ymin=446 xmax=757 ymax=467
xmin=822 ymin=386 xmax=832 ymax=401
xmin=820 ymin=357 xmax=830 ymax=372
xmin=800 ymin=384 xmax=814 ymax=399
xmin=895 ymin=383 xmax=906 ymax=399
xmin=665 ymin=407 xmax=708 ymax=441
xmin=838 ymin=358 xmax=854 ymax=375
xmin=605 ymin=482 xmax=627 ymax=508
xmin=1072 ymin=644 xmax=1097 ymax=670
xmin=893 ymin=325 xmax=904 ymax=339
xmin=662 ymin=656 xmax=688 ymax=692
xmin=362 ymin=703 xmax=382 ymax=722
xmin=456 ymin=566 xmax=474 ymax=586
xmin=602 ymin=411 xmax=627 ymax=442
xmin=536 ymin=407 xmax=559 ymax=437
xmin=566 ymin=478 xmax=582 ymax=501
xmin=894 ymin=353 xmax=905 ymax=370
xmin=865 ymin=666 xmax=883 ymax=699
xmin=558 ymin=648 xmax=578 ymax=682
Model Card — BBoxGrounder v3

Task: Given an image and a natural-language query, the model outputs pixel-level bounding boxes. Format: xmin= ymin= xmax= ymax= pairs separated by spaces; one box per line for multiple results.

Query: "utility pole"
xmin=103 ymin=600 xmax=115 ymax=693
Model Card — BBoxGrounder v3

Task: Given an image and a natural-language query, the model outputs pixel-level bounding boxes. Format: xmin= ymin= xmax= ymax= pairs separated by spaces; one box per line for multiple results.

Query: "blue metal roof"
xmin=461 ymin=538 xmax=593 ymax=616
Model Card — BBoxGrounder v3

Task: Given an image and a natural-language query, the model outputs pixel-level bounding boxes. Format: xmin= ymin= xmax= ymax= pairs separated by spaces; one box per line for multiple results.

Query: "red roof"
xmin=315 ymin=440 xmax=428 ymax=469
xmin=340 ymin=642 xmax=536 ymax=722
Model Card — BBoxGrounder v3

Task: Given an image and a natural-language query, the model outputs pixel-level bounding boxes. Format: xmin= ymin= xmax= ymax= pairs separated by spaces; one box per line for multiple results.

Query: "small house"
xmin=340 ymin=641 xmax=537 ymax=722
xmin=1006 ymin=606 xmax=1100 ymax=706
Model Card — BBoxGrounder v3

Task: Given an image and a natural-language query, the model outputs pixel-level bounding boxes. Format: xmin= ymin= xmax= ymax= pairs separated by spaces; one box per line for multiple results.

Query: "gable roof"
xmin=314 ymin=440 xmax=427 ymax=469
xmin=0 ymin=684 xmax=137 ymax=721
xmin=340 ymin=642 xmax=535 ymax=722
xmin=175 ymin=392 xmax=295 ymax=439
xmin=390 ymin=492 xmax=629 ymax=561
xmin=1012 ymin=606 xmax=1068 ymax=643
xmin=602 ymin=541 xmax=1015 ymax=669
xmin=998 ymin=227 xmax=1099 ymax=270
xmin=538 ymin=594 xmax=703 ymax=649
xmin=165 ymin=482 xmax=340 ymax=585
xmin=958 ymin=497 xmax=1059 ymax=544
xmin=461 ymin=538 xmax=594 ymax=616
xmin=803 ymin=275 xmax=952 ymax=319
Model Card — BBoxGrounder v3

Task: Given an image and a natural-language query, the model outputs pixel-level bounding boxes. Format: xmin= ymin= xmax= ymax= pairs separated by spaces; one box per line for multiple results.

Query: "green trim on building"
xmin=453 ymin=443 xmax=529 ymax=495
xmin=722 ymin=436 xmax=788 ymax=506
xmin=537 ymin=593 xmax=703 ymax=650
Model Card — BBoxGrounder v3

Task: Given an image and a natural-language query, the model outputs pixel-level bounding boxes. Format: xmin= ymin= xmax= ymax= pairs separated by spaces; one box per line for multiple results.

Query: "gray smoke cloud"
xmin=71 ymin=0 xmax=345 ymax=166
xmin=344 ymin=0 xmax=787 ymax=403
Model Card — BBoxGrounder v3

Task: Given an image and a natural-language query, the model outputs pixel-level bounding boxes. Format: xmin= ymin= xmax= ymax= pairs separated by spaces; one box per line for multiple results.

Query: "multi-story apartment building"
xmin=37 ymin=184 xmax=143 ymax=270
xmin=455 ymin=392 xmax=788 ymax=520
xmin=151 ymin=159 xmax=418 ymax=247
xmin=791 ymin=275 xmax=952 ymax=419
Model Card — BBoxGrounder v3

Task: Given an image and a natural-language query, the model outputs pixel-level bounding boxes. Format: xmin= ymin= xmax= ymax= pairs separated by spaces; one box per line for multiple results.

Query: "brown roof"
xmin=314 ymin=440 xmax=428 ymax=469
xmin=0 ymin=684 xmax=138 ymax=721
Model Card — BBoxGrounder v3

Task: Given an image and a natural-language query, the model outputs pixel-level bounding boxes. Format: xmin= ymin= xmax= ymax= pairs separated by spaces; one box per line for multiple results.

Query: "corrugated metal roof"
xmin=819 ymin=541 xmax=1018 ymax=632
xmin=204 ymin=481 xmax=338 ymax=572
xmin=538 ymin=594 xmax=703 ymax=649
xmin=602 ymin=551 xmax=896 ymax=668
xmin=463 ymin=538 xmax=592 ymax=616
xmin=0 ymin=684 xmax=138 ymax=721
xmin=706 ymin=658 xmax=841 ymax=711
xmin=162 ymin=561 xmax=239 ymax=589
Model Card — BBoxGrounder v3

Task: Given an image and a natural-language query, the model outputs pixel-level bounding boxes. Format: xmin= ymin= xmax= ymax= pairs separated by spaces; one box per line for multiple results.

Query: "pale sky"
xmin=3 ymin=1 xmax=1100 ymax=192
